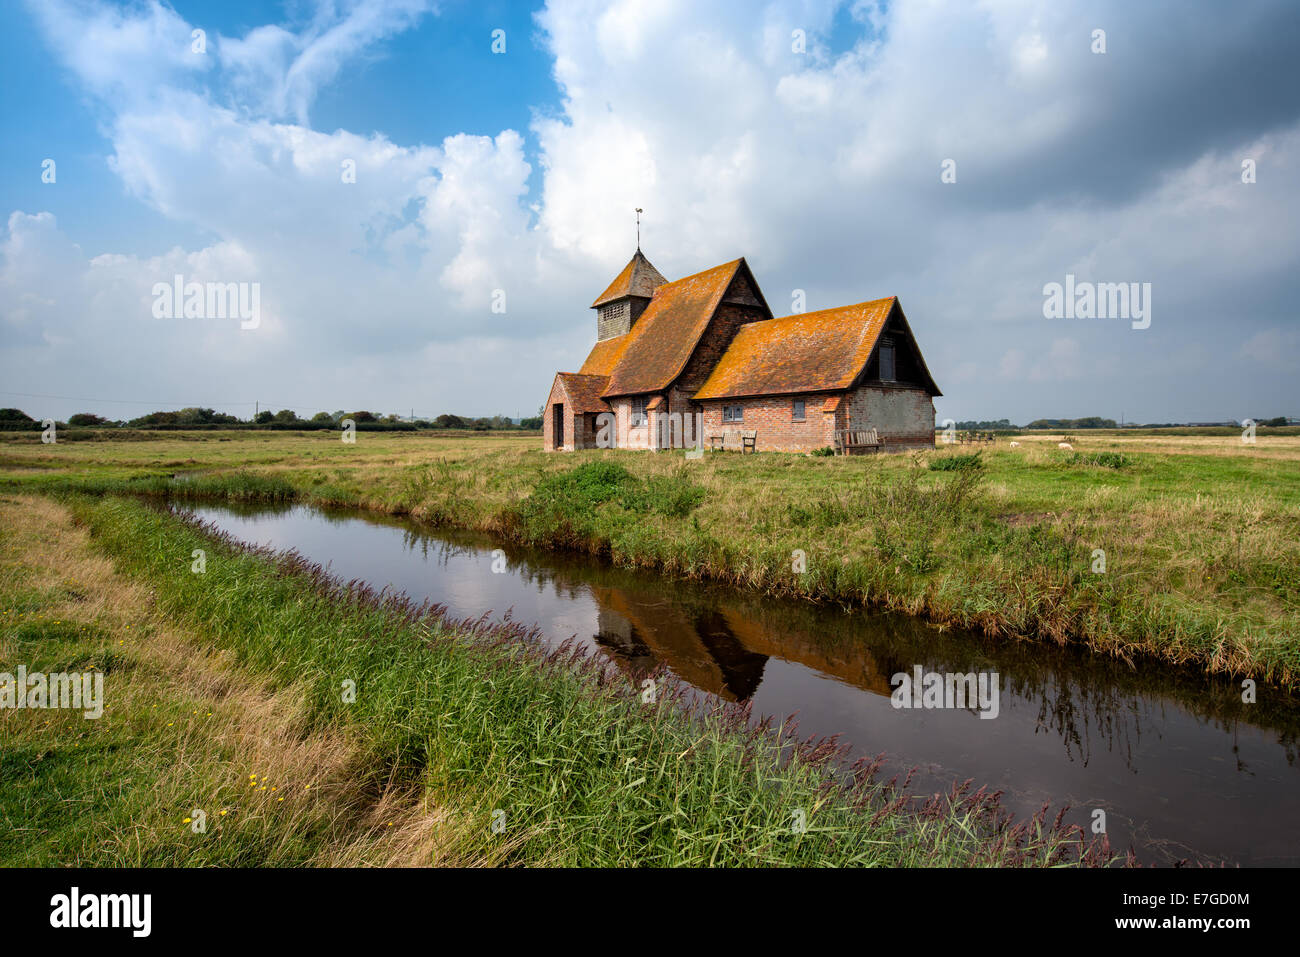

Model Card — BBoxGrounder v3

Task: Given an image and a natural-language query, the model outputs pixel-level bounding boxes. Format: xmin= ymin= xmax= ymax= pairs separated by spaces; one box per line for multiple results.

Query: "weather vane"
xmin=635 ymin=208 xmax=642 ymax=249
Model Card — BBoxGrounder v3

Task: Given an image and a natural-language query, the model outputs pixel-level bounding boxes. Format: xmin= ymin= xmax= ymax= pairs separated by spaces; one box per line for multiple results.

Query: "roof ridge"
xmin=649 ymin=257 xmax=743 ymax=294
xmin=765 ymin=295 xmax=897 ymax=323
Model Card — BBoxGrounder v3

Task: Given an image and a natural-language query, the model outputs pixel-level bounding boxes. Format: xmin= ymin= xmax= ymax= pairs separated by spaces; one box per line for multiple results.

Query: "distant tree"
xmin=254 ymin=410 xmax=274 ymax=424
xmin=171 ymin=407 xmax=240 ymax=425
xmin=68 ymin=413 xmax=110 ymax=426
xmin=0 ymin=408 xmax=35 ymax=422
xmin=272 ymin=409 xmax=297 ymax=423
xmin=433 ymin=414 xmax=466 ymax=429
xmin=413 ymin=419 xmax=431 ymax=429
xmin=1263 ymin=416 xmax=1288 ymax=427
xmin=518 ymin=416 xmax=542 ymax=430
xmin=128 ymin=410 xmax=180 ymax=426
xmin=347 ymin=411 xmax=377 ymax=423
xmin=310 ymin=412 xmax=334 ymax=424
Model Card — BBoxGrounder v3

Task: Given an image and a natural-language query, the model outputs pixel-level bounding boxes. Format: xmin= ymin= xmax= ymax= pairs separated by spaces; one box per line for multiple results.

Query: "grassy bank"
xmin=0 ymin=494 xmax=1101 ymax=866
xmin=2 ymin=427 xmax=1298 ymax=688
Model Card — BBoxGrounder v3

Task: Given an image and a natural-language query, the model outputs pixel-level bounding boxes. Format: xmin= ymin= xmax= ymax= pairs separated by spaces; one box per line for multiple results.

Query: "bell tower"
xmin=590 ymin=212 xmax=666 ymax=341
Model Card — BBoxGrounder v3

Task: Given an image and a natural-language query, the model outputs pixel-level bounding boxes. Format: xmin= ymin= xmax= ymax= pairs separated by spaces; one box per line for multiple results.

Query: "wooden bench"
xmin=835 ymin=428 xmax=880 ymax=455
xmin=708 ymin=428 xmax=757 ymax=452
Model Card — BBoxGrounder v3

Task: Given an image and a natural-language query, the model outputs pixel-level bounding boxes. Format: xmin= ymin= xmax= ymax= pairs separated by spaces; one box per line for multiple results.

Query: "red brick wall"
xmin=699 ymin=395 xmax=835 ymax=452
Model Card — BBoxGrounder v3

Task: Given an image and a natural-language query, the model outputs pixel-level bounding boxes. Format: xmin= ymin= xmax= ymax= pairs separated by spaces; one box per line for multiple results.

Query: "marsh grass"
xmin=1063 ymin=452 xmax=1131 ymax=470
xmin=929 ymin=452 xmax=984 ymax=471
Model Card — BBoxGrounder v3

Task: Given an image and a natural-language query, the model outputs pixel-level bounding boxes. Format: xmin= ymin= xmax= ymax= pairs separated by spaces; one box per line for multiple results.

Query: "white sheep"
xmin=1009 ymin=441 xmax=1020 ymax=448
xmin=1058 ymin=442 xmax=1073 ymax=450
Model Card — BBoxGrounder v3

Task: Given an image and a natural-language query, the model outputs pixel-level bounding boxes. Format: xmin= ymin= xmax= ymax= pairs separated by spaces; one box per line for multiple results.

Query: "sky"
xmin=1 ymin=0 xmax=1297 ymax=425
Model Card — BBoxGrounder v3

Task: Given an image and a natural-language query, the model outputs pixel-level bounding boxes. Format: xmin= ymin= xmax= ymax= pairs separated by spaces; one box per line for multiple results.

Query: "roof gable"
xmin=693 ymin=297 xmax=940 ymax=400
xmin=602 ymin=258 xmax=763 ymax=398
xmin=591 ymin=249 xmax=668 ymax=307
xmin=555 ymin=373 xmax=612 ymax=413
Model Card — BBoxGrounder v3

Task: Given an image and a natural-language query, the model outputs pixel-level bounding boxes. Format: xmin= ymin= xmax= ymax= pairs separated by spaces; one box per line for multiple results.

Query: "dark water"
xmin=187 ymin=502 xmax=1300 ymax=866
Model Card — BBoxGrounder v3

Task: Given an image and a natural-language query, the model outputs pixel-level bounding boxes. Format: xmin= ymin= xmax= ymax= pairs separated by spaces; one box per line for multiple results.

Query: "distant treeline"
xmin=952 ymin=419 xmax=1018 ymax=431
xmin=1023 ymin=417 xmax=1120 ymax=430
xmin=0 ymin=407 xmax=543 ymax=432
xmin=956 ymin=415 xmax=1293 ymax=431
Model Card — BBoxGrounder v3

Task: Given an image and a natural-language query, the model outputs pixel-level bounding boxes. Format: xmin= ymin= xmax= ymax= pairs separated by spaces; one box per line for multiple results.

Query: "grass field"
xmin=3 ymin=427 xmax=1297 ymax=688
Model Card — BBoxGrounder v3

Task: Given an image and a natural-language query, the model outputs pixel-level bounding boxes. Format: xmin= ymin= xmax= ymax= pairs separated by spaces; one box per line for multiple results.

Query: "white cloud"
xmin=220 ymin=0 xmax=435 ymax=124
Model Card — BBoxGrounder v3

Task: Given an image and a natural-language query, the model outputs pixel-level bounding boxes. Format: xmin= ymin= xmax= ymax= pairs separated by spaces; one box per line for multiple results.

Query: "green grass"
xmin=0 ymin=495 xmax=1101 ymax=866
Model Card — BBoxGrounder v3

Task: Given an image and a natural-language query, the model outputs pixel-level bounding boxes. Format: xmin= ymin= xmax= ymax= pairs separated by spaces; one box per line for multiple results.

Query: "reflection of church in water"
xmin=589 ymin=584 xmax=895 ymax=703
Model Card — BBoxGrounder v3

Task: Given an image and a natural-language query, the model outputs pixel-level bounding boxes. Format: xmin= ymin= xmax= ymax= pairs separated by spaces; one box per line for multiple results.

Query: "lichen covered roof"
xmin=591 ymin=249 xmax=668 ymax=307
xmin=693 ymin=297 xmax=898 ymax=400
xmin=601 ymin=259 xmax=744 ymax=398
xmin=578 ymin=334 xmax=632 ymax=377
xmin=556 ymin=373 xmax=612 ymax=413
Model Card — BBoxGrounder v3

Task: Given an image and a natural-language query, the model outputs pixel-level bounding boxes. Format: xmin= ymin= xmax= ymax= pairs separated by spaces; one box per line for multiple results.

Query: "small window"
xmin=630 ymin=397 xmax=648 ymax=427
xmin=723 ymin=404 xmax=743 ymax=423
xmin=792 ymin=399 xmax=806 ymax=421
xmin=879 ymin=342 xmax=896 ymax=381
xmin=600 ymin=301 xmax=629 ymax=324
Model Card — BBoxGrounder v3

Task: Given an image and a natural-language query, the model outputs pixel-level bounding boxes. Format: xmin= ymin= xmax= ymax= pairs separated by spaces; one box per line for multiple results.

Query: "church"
xmin=543 ymin=248 xmax=941 ymax=454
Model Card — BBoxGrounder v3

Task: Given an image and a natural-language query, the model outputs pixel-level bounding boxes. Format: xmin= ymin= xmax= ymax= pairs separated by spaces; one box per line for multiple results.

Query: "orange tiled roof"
xmin=693 ymin=297 xmax=899 ymax=400
xmin=591 ymin=249 xmax=668 ymax=307
xmin=556 ymin=373 xmax=612 ymax=413
xmin=578 ymin=334 xmax=632 ymax=377
xmin=602 ymin=259 xmax=745 ymax=398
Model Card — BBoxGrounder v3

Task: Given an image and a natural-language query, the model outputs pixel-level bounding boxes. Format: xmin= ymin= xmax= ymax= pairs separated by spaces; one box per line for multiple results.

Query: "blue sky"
xmin=1 ymin=0 xmax=1298 ymax=423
